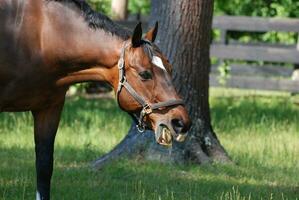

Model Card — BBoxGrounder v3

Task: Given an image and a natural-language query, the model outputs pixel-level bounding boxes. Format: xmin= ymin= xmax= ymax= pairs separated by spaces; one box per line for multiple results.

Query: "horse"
xmin=0 ymin=0 xmax=191 ymax=199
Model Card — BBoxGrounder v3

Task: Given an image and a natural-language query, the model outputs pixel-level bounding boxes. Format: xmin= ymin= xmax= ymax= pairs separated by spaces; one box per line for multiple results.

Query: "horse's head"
xmin=116 ymin=22 xmax=191 ymax=146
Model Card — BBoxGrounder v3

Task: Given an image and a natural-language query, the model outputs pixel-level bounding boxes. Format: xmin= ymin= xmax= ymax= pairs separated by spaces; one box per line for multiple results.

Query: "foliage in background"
xmin=87 ymin=0 xmax=111 ymax=15
xmin=128 ymin=0 xmax=150 ymax=15
xmin=214 ymin=0 xmax=299 ymax=18
xmin=87 ymin=0 xmax=151 ymax=16
xmin=214 ymin=0 xmax=299 ymax=45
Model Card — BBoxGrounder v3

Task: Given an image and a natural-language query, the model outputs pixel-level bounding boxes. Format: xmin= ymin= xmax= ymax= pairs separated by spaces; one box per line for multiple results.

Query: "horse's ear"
xmin=132 ymin=22 xmax=143 ymax=47
xmin=145 ymin=22 xmax=158 ymax=42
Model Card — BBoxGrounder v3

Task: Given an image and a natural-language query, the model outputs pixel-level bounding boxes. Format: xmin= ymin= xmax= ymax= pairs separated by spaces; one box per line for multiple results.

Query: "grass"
xmin=0 ymin=88 xmax=299 ymax=200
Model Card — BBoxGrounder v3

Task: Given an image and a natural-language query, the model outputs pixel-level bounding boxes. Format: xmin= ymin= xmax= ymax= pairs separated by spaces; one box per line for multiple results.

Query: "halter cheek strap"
xmin=116 ymin=42 xmax=184 ymax=132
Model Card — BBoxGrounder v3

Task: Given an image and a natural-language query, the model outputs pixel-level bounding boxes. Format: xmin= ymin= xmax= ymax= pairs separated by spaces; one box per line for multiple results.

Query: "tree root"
xmin=92 ymin=122 xmax=232 ymax=169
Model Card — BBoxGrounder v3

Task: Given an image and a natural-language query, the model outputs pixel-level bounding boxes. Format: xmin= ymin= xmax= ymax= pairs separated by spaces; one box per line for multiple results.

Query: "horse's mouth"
xmin=155 ymin=124 xmax=188 ymax=147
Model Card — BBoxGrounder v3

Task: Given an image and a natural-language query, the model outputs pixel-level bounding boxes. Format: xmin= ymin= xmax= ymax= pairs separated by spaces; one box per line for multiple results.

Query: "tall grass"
xmin=0 ymin=88 xmax=298 ymax=200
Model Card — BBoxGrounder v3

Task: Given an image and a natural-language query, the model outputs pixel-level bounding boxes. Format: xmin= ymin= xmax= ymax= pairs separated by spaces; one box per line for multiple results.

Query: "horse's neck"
xmin=42 ymin=1 xmax=125 ymax=86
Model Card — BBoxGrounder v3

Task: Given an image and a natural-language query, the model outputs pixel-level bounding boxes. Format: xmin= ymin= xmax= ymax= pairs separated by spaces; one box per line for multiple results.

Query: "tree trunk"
xmin=93 ymin=0 xmax=231 ymax=169
xmin=111 ymin=0 xmax=128 ymax=20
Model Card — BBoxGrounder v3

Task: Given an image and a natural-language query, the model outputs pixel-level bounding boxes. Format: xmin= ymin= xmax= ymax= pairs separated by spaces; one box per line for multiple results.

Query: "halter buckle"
xmin=120 ymin=76 xmax=126 ymax=84
xmin=136 ymin=104 xmax=152 ymax=133
xmin=142 ymin=104 xmax=152 ymax=115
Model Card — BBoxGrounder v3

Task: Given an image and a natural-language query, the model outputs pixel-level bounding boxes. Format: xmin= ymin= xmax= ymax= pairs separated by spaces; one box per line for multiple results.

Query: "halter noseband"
xmin=116 ymin=42 xmax=185 ymax=132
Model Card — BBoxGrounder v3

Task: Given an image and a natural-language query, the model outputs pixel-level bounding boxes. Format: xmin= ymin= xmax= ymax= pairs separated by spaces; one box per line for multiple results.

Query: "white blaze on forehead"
xmin=152 ymin=56 xmax=166 ymax=71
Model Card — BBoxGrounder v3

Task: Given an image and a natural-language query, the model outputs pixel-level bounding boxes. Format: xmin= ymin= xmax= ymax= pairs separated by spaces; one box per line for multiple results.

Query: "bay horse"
xmin=0 ymin=0 xmax=191 ymax=199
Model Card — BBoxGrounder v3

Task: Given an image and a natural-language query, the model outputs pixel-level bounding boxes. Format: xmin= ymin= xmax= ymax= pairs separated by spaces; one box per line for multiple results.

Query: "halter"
xmin=116 ymin=42 xmax=185 ymax=132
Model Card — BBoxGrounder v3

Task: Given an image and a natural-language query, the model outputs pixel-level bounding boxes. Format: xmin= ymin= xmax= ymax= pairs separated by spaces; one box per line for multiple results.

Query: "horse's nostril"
xmin=171 ymin=118 xmax=185 ymax=133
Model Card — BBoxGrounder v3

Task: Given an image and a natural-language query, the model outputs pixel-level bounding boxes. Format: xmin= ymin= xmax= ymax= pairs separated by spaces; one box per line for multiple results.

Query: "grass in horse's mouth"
xmin=156 ymin=125 xmax=172 ymax=147
xmin=161 ymin=127 xmax=172 ymax=146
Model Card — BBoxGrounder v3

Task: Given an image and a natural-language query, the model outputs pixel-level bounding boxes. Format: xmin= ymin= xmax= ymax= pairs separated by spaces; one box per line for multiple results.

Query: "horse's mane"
xmin=50 ymin=0 xmax=131 ymax=39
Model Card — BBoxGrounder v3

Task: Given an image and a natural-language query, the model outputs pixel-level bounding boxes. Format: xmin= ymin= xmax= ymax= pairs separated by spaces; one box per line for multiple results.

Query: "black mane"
xmin=51 ymin=0 xmax=131 ymax=39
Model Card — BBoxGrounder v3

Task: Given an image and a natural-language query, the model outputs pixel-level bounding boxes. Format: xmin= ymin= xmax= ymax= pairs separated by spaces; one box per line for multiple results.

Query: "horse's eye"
xmin=139 ymin=70 xmax=153 ymax=80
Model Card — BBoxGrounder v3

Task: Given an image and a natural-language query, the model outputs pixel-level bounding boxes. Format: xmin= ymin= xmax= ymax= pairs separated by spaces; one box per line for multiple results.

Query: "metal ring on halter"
xmin=136 ymin=123 xmax=146 ymax=133
xmin=116 ymin=41 xmax=185 ymax=133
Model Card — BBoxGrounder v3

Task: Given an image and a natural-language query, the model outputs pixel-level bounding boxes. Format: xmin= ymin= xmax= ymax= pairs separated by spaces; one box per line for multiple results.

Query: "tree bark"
xmin=111 ymin=0 xmax=128 ymax=20
xmin=93 ymin=0 xmax=231 ymax=169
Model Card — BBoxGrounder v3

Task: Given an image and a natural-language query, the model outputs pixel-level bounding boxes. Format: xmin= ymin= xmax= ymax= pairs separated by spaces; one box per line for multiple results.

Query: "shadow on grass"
xmin=0 ymin=145 xmax=106 ymax=200
xmin=1 ymin=145 xmax=298 ymax=200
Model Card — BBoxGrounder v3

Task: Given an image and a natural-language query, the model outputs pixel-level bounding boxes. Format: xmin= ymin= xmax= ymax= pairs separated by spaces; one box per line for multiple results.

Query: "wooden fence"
xmin=210 ymin=16 xmax=299 ymax=92
xmin=119 ymin=16 xmax=299 ymax=92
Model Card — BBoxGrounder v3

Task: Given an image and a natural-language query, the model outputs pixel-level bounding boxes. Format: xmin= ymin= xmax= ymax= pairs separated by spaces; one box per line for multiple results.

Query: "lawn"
xmin=0 ymin=88 xmax=298 ymax=200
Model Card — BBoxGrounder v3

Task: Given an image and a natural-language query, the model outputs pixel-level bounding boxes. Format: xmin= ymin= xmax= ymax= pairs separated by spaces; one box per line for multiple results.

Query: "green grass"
xmin=1 ymin=88 xmax=299 ymax=200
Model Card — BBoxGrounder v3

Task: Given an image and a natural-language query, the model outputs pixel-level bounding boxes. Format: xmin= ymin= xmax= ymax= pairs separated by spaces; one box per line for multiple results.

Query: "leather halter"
xmin=116 ymin=42 xmax=185 ymax=132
